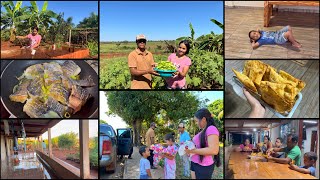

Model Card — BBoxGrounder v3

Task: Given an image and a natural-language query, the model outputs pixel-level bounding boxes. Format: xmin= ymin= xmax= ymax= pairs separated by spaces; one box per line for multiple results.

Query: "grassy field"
xmin=100 ymin=54 xmax=170 ymax=89
xmin=100 ymin=41 xmax=175 ymax=54
xmin=100 ymin=41 xmax=224 ymax=89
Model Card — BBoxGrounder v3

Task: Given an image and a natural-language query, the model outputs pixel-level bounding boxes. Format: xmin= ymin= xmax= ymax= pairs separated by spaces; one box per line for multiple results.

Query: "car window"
xmin=118 ymin=129 xmax=131 ymax=138
xmin=100 ymin=125 xmax=115 ymax=137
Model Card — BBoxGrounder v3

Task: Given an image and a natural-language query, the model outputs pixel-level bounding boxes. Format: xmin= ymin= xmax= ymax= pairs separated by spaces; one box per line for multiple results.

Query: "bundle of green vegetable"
xmin=156 ymin=61 xmax=177 ymax=71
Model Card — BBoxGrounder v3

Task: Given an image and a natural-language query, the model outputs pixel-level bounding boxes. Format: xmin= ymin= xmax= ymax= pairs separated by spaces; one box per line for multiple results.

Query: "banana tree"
xmin=197 ymin=19 xmax=224 ymax=54
xmin=176 ymin=23 xmax=198 ymax=49
xmin=1 ymin=1 xmax=29 ymax=41
xmin=28 ymin=1 xmax=58 ymax=41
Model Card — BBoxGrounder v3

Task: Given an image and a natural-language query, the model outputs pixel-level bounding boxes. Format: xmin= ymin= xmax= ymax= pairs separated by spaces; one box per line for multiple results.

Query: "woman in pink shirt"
xmin=165 ymin=40 xmax=192 ymax=89
xmin=239 ymin=138 xmax=253 ymax=152
xmin=185 ymin=108 xmax=220 ymax=179
xmin=16 ymin=26 xmax=42 ymax=49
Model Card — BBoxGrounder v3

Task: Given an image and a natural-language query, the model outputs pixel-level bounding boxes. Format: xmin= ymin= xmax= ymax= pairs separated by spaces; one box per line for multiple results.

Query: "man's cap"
xmin=150 ymin=122 xmax=157 ymax=128
xmin=136 ymin=34 xmax=147 ymax=40
xmin=178 ymin=123 xmax=185 ymax=128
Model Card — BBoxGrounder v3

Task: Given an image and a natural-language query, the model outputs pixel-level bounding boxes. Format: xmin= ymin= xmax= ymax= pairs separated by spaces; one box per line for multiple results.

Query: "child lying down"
xmin=249 ymin=25 xmax=301 ymax=49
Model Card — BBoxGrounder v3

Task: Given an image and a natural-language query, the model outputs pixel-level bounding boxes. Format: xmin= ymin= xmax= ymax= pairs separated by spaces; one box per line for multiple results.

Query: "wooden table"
xmin=228 ymin=151 xmax=316 ymax=179
xmin=264 ymin=1 xmax=320 ymax=27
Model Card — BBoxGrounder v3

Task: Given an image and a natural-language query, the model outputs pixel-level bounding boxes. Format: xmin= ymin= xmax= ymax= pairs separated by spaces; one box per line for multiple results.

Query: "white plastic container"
xmin=31 ymin=49 xmax=36 ymax=55
xmin=232 ymin=75 xmax=302 ymax=118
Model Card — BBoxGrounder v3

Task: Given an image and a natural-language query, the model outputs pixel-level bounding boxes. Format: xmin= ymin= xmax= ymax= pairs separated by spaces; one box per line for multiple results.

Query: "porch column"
xmin=298 ymin=120 xmax=303 ymax=149
xmin=40 ymin=135 xmax=43 ymax=152
xmin=79 ymin=120 xmax=90 ymax=179
xmin=37 ymin=136 xmax=40 ymax=150
xmin=48 ymin=128 xmax=53 ymax=158
xmin=4 ymin=135 xmax=10 ymax=159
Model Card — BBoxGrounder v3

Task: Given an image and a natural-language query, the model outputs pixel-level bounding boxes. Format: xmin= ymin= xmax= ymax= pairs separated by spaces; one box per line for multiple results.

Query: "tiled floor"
xmin=225 ymin=7 xmax=319 ymax=59
xmin=225 ymin=60 xmax=319 ymax=118
xmin=0 ymin=152 xmax=53 ymax=179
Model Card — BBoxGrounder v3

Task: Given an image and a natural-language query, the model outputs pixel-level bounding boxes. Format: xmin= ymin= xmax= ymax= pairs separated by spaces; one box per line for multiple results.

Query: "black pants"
xmin=190 ymin=161 xmax=214 ymax=179
xmin=147 ymin=149 xmax=154 ymax=167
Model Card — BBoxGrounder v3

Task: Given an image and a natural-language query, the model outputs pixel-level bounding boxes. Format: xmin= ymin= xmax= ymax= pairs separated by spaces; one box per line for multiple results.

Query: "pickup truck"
xmin=100 ymin=124 xmax=133 ymax=173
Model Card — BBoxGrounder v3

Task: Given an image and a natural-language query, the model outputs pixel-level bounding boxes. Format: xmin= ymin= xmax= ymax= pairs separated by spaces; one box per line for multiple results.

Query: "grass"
xmin=100 ymin=41 xmax=175 ymax=54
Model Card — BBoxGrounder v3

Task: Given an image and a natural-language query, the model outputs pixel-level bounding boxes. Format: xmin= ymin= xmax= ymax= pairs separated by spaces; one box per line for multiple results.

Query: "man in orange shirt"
xmin=128 ymin=34 xmax=159 ymax=89
xmin=145 ymin=122 xmax=157 ymax=169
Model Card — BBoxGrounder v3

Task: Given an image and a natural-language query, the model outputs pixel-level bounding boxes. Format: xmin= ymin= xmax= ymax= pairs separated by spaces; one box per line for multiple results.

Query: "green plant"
xmin=1 ymin=29 xmax=10 ymax=41
xmin=100 ymin=50 xmax=223 ymax=89
xmin=86 ymin=40 xmax=98 ymax=56
xmin=1 ymin=1 xmax=29 ymax=40
xmin=176 ymin=18 xmax=224 ymax=55
xmin=186 ymin=49 xmax=223 ymax=88
xmin=100 ymin=57 xmax=131 ymax=89
xmin=58 ymin=132 xmax=77 ymax=149
xmin=28 ymin=1 xmax=58 ymax=41
xmin=76 ymin=12 xmax=98 ymax=28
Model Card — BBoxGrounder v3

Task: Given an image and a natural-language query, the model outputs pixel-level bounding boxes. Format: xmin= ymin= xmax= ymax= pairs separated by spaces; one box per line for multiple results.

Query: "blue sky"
xmin=2 ymin=1 xmax=98 ymax=25
xmin=42 ymin=120 xmax=98 ymax=139
xmin=100 ymin=1 xmax=224 ymax=41
xmin=195 ymin=91 xmax=223 ymax=105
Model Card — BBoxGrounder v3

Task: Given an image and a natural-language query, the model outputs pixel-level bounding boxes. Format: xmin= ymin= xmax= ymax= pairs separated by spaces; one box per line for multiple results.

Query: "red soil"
xmin=1 ymin=41 xmax=93 ymax=59
xmin=52 ymin=148 xmax=98 ymax=178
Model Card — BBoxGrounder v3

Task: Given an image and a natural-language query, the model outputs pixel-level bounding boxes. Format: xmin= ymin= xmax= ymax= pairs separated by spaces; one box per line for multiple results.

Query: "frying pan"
xmin=1 ymin=60 xmax=98 ymax=118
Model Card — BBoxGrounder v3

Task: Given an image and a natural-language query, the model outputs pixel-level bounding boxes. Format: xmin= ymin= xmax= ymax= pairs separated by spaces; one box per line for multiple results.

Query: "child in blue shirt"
xmin=289 ymin=151 xmax=317 ymax=177
xmin=249 ymin=25 xmax=301 ymax=49
xmin=139 ymin=146 xmax=152 ymax=179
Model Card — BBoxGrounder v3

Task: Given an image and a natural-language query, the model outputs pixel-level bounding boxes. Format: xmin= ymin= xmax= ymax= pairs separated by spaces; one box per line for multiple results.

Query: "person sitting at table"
xmin=267 ymin=134 xmax=301 ymax=166
xmin=272 ymin=137 xmax=285 ymax=158
xmin=289 ymin=152 xmax=317 ymax=177
xmin=239 ymin=138 xmax=253 ymax=152
xmin=260 ymin=135 xmax=272 ymax=154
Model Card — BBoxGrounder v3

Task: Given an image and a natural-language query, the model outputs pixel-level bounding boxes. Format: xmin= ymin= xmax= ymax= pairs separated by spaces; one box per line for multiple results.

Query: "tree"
xmin=208 ymin=99 xmax=223 ymax=116
xmin=1 ymin=1 xmax=29 ymax=41
xmin=198 ymin=19 xmax=224 ymax=54
xmin=76 ymin=12 xmax=98 ymax=28
xmin=176 ymin=23 xmax=197 ymax=49
xmin=100 ymin=120 xmax=108 ymax=124
xmin=48 ymin=12 xmax=74 ymax=43
xmin=105 ymin=91 xmax=201 ymax=146
xmin=58 ymin=132 xmax=78 ymax=149
xmin=176 ymin=19 xmax=224 ymax=54
xmin=208 ymin=99 xmax=224 ymax=137
xmin=28 ymin=1 xmax=58 ymax=41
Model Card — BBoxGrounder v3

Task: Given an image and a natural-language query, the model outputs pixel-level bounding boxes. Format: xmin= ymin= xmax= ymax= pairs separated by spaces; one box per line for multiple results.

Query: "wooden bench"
xmin=264 ymin=1 xmax=319 ymax=27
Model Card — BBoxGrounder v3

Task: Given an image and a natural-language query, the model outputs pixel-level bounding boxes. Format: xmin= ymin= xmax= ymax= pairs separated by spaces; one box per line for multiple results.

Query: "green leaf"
xmin=191 ymin=77 xmax=202 ymax=87
xmin=189 ymin=23 xmax=195 ymax=41
xmin=42 ymin=1 xmax=48 ymax=12
xmin=30 ymin=1 xmax=38 ymax=13
xmin=13 ymin=1 xmax=22 ymax=13
xmin=210 ymin=18 xmax=224 ymax=29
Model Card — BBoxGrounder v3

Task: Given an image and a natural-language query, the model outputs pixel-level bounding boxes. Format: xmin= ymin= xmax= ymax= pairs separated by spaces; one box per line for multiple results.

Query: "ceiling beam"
xmin=0 ymin=123 xmax=49 ymax=128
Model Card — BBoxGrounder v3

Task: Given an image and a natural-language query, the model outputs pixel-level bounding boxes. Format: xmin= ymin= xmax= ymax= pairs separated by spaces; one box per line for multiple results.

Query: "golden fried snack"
xmin=232 ymin=60 xmax=305 ymax=114
xmin=263 ymin=65 xmax=277 ymax=81
xmin=243 ymin=60 xmax=268 ymax=87
xmin=260 ymin=81 xmax=294 ymax=113
xmin=279 ymin=70 xmax=306 ymax=91
xmin=232 ymin=68 xmax=257 ymax=93
xmin=268 ymin=68 xmax=297 ymax=87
